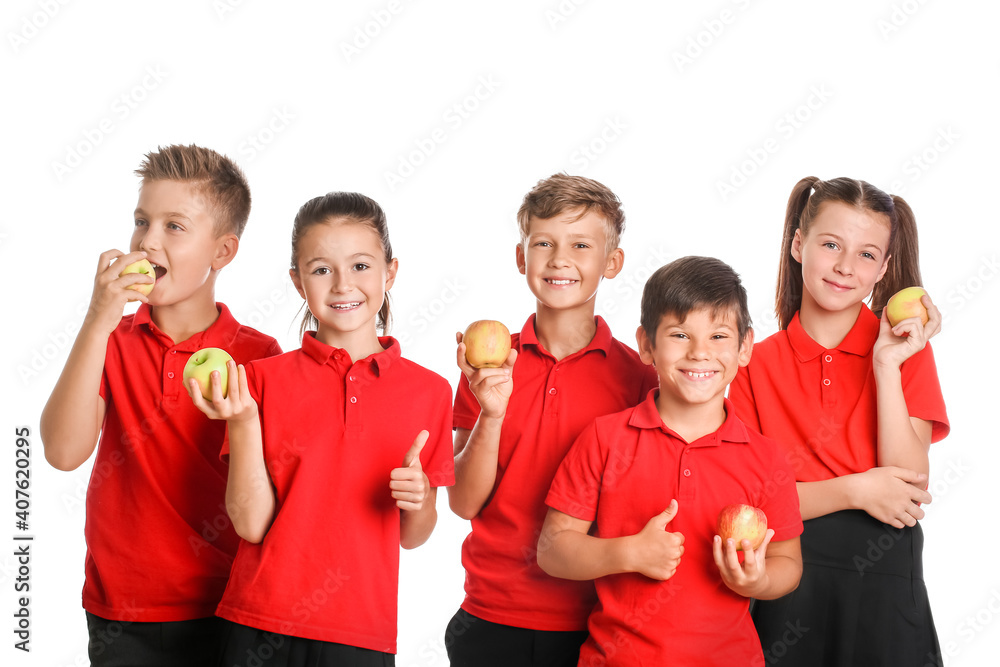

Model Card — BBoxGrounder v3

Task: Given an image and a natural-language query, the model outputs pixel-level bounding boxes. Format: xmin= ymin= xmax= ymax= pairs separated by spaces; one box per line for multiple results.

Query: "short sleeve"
xmin=453 ymin=373 xmax=481 ymax=431
xmin=220 ymin=361 xmax=262 ymax=463
xmin=545 ymin=420 xmax=607 ymax=522
xmin=728 ymin=365 xmax=762 ymax=433
xmin=423 ymin=375 xmax=456 ymax=488
xmin=755 ymin=438 xmax=803 ymax=543
xmin=900 ymin=342 xmax=949 ymax=443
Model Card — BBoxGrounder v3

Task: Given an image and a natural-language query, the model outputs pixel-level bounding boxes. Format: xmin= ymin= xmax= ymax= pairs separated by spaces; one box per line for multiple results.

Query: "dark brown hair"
xmin=640 ymin=256 xmax=752 ymax=346
xmin=516 ymin=173 xmax=625 ymax=252
xmin=290 ymin=192 xmax=393 ymax=339
xmin=135 ymin=144 xmax=251 ymax=238
xmin=775 ymin=177 xmax=922 ymax=329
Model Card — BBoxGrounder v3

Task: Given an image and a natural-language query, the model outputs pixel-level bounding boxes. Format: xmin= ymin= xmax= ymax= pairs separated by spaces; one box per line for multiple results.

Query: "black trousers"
xmin=218 ymin=620 xmax=393 ymax=667
xmin=445 ymin=608 xmax=587 ymax=667
xmin=87 ymin=612 xmax=225 ymax=667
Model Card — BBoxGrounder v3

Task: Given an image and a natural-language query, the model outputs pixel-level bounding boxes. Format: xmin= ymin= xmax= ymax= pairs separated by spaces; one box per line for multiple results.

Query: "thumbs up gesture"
xmin=390 ymin=430 xmax=431 ymax=511
xmin=629 ymin=499 xmax=685 ymax=580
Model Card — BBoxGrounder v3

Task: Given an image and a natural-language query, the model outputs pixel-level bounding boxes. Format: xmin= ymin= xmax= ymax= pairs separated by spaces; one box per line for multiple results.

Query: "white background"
xmin=3 ymin=1 xmax=998 ymax=665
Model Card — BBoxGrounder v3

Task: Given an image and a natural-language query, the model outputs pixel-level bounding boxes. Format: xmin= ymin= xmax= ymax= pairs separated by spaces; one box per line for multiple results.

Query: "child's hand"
xmin=391 ymin=430 xmax=431 ymax=512
xmin=85 ymin=249 xmax=152 ymax=335
xmin=713 ymin=529 xmax=775 ymax=598
xmin=456 ymin=332 xmax=517 ymax=420
xmin=873 ymin=295 xmax=941 ymax=371
xmin=628 ymin=499 xmax=684 ymax=580
xmin=851 ymin=466 xmax=931 ymax=528
xmin=187 ymin=360 xmax=259 ymax=424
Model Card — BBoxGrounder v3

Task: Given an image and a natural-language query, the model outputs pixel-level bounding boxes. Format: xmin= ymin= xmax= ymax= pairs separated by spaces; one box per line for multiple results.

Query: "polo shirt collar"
xmin=518 ymin=314 xmax=613 ymax=357
xmin=130 ymin=302 xmax=242 ymax=350
xmin=786 ymin=305 xmax=878 ymax=361
xmin=301 ymin=331 xmax=400 ymax=375
xmin=628 ymin=392 xmax=752 ymax=446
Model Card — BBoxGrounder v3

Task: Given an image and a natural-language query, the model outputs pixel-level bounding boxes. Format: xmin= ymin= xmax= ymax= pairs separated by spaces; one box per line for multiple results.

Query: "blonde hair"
xmin=516 ymin=173 xmax=625 ymax=253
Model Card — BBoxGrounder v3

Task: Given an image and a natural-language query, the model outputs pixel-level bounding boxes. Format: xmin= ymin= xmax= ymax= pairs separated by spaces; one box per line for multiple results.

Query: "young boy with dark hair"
xmin=41 ymin=144 xmax=281 ymax=666
xmin=539 ymin=256 xmax=803 ymax=666
xmin=446 ymin=173 xmax=658 ymax=667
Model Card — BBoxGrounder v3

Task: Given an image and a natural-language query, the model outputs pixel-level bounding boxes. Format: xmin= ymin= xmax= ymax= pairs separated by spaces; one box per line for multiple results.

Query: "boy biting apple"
xmin=539 ymin=256 xmax=803 ymax=666
xmin=446 ymin=174 xmax=658 ymax=666
xmin=40 ymin=145 xmax=281 ymax=666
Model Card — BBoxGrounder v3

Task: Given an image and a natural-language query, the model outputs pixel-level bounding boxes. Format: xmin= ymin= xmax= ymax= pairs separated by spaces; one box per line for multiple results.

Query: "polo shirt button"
xmin=548 ymin=387 xmax=557 ymax=395
xmin=824 ymin=354 xmax=833 ymax=362
xmin=350 ymin=396 xmax=357 ymax=404
xmin=171 ymin=350 xmax=177 ymax=355
xmin=683 ymin=469 xmax=691 ymax=477
xmin=823 ymin=378 xmax=831 ymax=386
xmin=349 ymin=376 xmax=355 ymax=382
xmin=167 ymin=372 xmax=174 ymax=379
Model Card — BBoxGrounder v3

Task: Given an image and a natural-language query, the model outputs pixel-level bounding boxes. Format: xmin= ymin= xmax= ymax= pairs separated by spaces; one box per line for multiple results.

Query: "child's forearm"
xmin=448 ymin=420 xmax=503 ymax=519
xmin=796 ymin=478 xmax=855 ymax=519
xmin=755 ymin=551 xmax=803 ymax=600
xmin=40 ymin=321 xmax=111 ymax=471
xmin=874 ymin=365 xmax=930 ymax=476
xmin=537 ymin=527 xmax=631 ymax=581
xmin=400 ymin=489 xmax=438 ymax=549
xmin=225 ymin=417 xmax=275 ymax=543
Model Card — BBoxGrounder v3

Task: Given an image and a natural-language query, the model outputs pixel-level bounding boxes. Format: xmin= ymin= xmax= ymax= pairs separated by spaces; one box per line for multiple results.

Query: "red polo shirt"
xmin=546 ymin=395 xmax=803 ymax=667
xmin=729 ymin=306 xmax=949 ymax=482
xmin=454 ymin=315 xmax=658 ymax=631
xmin=216 ymin=333 xmax=454 ymax=653
xmin=87 ymin=303 xmax=281 ymax=622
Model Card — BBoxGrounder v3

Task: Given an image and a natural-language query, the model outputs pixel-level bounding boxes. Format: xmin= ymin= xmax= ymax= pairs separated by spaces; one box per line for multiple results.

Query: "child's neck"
xmin=654 ymin=392 xmax=726 ymax=444
xmin=315 ymin=326 xmax=385 ymax=364
xmin=533 ymin=304 xmax=597 ymax=361
xmin=798 ymin=296 xmax=863 ymax=349
xmin=149 ymin=293 xmax=220 ymax=345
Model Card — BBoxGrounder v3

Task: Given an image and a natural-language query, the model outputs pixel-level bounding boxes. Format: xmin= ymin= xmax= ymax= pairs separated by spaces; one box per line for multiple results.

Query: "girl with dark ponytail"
xmin=730 ymin=177 xmax=950 ymax=665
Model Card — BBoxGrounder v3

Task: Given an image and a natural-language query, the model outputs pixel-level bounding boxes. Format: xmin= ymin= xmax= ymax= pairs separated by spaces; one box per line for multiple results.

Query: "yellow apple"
xmin=183 ymin=347 xmax=233 ymax=400
xmin=120 ymin=258 xmax=156 ymax=296
xmin=885 ymin=286 xmax=929 ymax=327
xmin=463 ymin=320 xmax=511 ymax=369
xmin=717 ymin=504 xmax=767 ymax=551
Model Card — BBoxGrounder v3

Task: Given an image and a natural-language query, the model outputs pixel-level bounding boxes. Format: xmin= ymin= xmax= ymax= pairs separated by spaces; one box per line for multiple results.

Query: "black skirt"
xmin=752 ymin=510 xmax=941 ymax=667
xmin=218 ymin=620 xmax=394 ymax=667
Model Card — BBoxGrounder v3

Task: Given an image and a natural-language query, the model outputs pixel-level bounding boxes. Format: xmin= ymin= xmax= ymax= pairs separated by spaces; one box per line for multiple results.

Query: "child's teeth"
xmin=688 ymin=371 xmax=712 ymax=378
xmin=550 ymin=279 xmax=573 ymax=285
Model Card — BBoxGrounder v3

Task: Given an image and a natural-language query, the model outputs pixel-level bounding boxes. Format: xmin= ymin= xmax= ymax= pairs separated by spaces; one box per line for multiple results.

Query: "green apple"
xmin=885 ymin=286 xmax=929 ymax=327
xmin=183 ymin=347 xmax=233 ymax=400
xmin=120 ymin=258 xmax=156 ymax=296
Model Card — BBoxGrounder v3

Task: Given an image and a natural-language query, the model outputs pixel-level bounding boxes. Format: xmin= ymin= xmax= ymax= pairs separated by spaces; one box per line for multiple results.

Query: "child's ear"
xmin=790 ymin=228 xmax=804 ymax=263
xmin=603 ymin=247 xmax=625 ymax=279
xmin=385 ymin=257 xmax=399 ymax=291
xmin=289 ymin=268 xmax=306 ymax=299
xmin=515 ymin=243 xmax=526 ymax=275
xmin=738 ymin=328 xmax=755 ymax=367
xmin=636 ymin=325 xmax=655 ymax=365
xmin=211 ymin=234 xmax=240 ymax=271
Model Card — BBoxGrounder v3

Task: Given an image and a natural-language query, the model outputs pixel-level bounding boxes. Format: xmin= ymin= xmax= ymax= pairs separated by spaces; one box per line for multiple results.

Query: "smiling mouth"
xmin=330 ymin=302 xmax=361 ymax=310
xmin=545 ymin=279 xmax=577 ymax=286
xmin=684 ymin=371 xmax=717 ymax=379
xmin=824 ymin=279 xmax=851 ymax=290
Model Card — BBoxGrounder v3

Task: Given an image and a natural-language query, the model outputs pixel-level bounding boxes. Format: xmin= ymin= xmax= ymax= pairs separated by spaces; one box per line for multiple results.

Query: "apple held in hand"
xmin=120 ymin=258 xmax=156 ymax=296
xmin=717 ymin=504 xmax=767 ymax=551
xmin=463 ymin=320 xmax=512 ymax=369
xmin=183 ymin=347 xmax=233 ymax=400
xmin=885 ymin=286 xmax=929 ymax=327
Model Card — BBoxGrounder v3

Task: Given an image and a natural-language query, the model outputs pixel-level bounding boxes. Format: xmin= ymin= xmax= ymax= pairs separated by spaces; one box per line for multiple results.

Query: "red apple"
xmin=120 ymin=258 xmax=156 ymax=296
xmin=717 ymin=504 xmax=767 ymax=551
xmin=183 ymin=347 xmax=233 ymax=400
xmin=463 ymin=320 xmax=511 ymax=369
xmin=885 ymin=286 xmax=929 ymax=327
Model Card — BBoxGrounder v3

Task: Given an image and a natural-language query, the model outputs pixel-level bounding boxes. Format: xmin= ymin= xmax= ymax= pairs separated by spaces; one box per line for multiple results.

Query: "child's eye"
xmin=861 ymin=252 xmax=876 ymax=260
xmin=573 ymin=243 xmax=590 ymax=249
xmin=167 ymin=222 xmax=183 ymax=231
xmin=353 ymin=263 xmax=370 ymax=271
xmin=312 ymin=267 xmax=330 ymax=275
xmin=534 ymin=241 xmax=551 ymax=248
xmin=670 ymin=332 xmax=688 ymax=339
xmin=823 ymin=242 xmax=839 ymax=250
xmin=134 ymin=219 xmax=147 ymax=227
